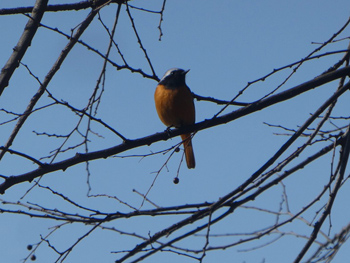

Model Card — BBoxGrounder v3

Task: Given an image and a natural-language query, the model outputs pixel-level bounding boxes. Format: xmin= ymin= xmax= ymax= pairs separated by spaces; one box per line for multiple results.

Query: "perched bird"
xmin=154 ymin=68 xmax=196 ymax=169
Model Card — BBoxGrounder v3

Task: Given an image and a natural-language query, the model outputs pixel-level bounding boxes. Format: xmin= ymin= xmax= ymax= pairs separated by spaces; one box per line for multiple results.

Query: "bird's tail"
xmin=181 ymin=133 xmax=195 ymax=169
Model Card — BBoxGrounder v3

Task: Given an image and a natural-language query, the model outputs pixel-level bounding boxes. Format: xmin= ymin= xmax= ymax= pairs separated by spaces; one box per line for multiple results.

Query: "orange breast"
xmin=154 ymin=84 xmax=195 ymax=128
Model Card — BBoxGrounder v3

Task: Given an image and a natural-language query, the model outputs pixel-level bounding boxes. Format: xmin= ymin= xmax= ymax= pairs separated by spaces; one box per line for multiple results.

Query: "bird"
xmin=154 ymin=68 xmax=196 ymax=169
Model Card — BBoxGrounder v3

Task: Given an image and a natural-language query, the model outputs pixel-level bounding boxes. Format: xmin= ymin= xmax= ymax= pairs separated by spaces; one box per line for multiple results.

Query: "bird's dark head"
xmin=158 ymin=68 xmax=190 ymax=88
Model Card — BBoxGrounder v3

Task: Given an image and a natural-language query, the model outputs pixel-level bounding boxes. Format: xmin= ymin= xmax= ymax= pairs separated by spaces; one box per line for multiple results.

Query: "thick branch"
xmin=0 ymin=0 xmax=48 ymax=96
xmin=0 ymin=0 xmax=118 ymax=15
xmin=0 ymin=66 xmax=349 ymax=194
xmin=0 ymin=8 xmax=99 ymax=161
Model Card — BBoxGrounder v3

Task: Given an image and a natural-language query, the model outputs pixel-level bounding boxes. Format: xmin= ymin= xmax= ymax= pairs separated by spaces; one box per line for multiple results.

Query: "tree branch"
xmin=294 ymin=125 xmax=350 ymax=262
xmin=0 ymin=0 xmax=120 ymax=15
xmin=0 ymin=7 xmax=99 ymax=161
xmin=0 ymin=66 xmax=349 ymax=194
xmin=0 ymin=0 xmax=48 ymax=95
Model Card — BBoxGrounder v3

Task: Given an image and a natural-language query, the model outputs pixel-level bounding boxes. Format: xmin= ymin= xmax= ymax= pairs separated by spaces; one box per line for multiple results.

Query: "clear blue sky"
xmin=1 ymin=1 xmax=350 ymax=262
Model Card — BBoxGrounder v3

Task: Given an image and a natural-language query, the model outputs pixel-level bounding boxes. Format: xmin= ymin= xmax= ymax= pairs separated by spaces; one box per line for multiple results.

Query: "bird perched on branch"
xmin=154 ymin=68 xmax=196 ymax=169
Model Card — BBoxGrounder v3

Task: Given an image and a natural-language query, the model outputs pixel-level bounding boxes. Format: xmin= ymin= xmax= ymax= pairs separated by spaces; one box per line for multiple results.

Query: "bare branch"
xmin=0 ymin=0 xmax=48 ymax=95
xmin=0 ymin=68 xmax=349 ymax=194
xmin=0 ymin=6 xmax=99 ymax=161
xmin=294 ymin=125 xmax=350 ymax=262
xmin=0 ymin=0 xmax=119 ymax=15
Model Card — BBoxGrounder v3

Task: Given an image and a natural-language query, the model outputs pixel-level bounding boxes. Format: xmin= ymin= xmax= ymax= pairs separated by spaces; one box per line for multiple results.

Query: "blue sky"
xmin=1 ymin=1 xmax=350 ymax=262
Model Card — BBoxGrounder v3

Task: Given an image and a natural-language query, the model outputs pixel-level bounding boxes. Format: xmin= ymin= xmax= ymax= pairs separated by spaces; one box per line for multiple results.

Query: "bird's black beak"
xmin=184 ymin=69 xmax=190 ymax=75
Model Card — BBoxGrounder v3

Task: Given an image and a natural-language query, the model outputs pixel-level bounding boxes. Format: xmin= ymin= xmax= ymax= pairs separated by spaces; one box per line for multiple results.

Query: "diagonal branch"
xmin=0 ymin=0 xmax=48 ymax=96
xmin=294 ymin=125 xmax=350 ymax=263
xmin=0 ymin=7 xmax=100 ymax=161
xmin=0 ymin=67 xmax=349 ymax=194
